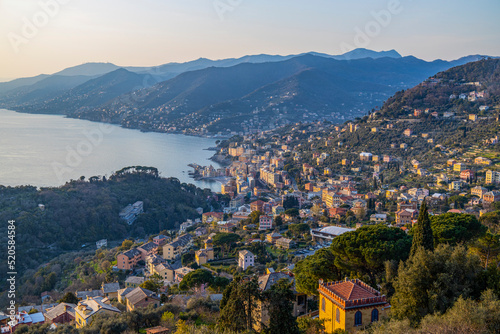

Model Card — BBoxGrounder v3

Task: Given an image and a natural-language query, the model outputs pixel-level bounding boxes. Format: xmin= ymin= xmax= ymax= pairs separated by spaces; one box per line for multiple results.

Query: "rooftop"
xmin=316 ymin=226 xmax=354 ymax=236
xmin=124 ymin=287 xmax=160 ymax=305
xmin=319 ymin=279 xmax=388 ymax=310
xmin=102 ymin=282 xmax=120 ymax=294
xmin=258 ymin=272 xmax=295 ymax=291
xmin=125 ymin=276 xmax=146 ymax=284
xmin=44 ymin=303 xmax=76 ymax=322
xmin=139 ymin=242 xmax=158 ymax=252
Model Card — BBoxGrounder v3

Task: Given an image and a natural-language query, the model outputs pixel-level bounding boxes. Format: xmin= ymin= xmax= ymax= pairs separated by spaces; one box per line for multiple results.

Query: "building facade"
xmin=238 ymin=250 xmax=255 ymax=270
xmin=319 ymin=279 xmax=390 ymax=333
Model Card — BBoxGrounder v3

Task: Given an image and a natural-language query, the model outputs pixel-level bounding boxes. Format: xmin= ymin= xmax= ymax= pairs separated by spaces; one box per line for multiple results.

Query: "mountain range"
xmin=0 ymin=49 xmax=493 ymax=135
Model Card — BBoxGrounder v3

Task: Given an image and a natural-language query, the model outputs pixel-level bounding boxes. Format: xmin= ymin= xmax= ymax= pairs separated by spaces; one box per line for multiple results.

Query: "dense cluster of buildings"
xmin=0 ymin=283 xmax=161 ymax=332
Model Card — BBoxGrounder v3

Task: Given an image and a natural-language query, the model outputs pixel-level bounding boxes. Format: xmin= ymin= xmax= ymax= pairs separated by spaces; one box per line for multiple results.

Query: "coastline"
xmin=2 ymin=107 xmax=232 ymax=139
xmin=209 ymin=153 xmax=232 ymax=167
xmin=0 ymin=109 xmax=223 ymax=192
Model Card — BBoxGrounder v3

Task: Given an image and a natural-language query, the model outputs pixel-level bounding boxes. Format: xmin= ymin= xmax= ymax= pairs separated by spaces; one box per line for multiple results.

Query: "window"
xmin=297 ymin=295 xmax=305 ymax=305
xmin=321 ymin=297 xmax=326 ymax=312
xmin=371 ymin=309 xmax=379 ymax=322
xmin=336 ymin=308 xmax=340 ymax=323
xmin=354 ymin=311 xmax=362 ymax=326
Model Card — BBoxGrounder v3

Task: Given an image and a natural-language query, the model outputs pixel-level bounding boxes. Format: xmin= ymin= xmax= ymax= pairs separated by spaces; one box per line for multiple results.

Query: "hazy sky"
xmin=1 ymin=0 xmax=499 ymax=79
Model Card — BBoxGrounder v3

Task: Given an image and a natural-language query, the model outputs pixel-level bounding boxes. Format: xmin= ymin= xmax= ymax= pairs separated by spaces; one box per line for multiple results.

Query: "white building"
xmin=119 ymin=201 xmax=144 ymax=225
xmin=310 ymin=226 xmax=354 ymax=243
xmin=238 ymin=250 xmax=255 ymax=270
xmin=96 ymin=239 xmax=108 ymax=249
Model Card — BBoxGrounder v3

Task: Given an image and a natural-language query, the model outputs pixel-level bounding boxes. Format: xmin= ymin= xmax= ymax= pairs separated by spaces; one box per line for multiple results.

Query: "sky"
xmin=1 ymin=0 xmax=499 ymax=80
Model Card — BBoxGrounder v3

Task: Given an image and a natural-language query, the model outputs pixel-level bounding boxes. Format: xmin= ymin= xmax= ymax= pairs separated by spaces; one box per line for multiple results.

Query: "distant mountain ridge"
xmin=0 ymin=49 xmax=497 ymax=135
xmin=17 ymin=69 xmax=149 ymax=114
xmin=0 ymin=49 xmax=407 ymax=91
xmin=54 ymin=62 xmax=122 ymax=77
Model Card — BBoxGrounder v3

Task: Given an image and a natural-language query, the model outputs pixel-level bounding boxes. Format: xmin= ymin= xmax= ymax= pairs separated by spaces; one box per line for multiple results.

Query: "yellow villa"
xmin=195 ymin=238 xmax=214 ymax=266
xmin=319 ymin=278 xmax=390 ymax=333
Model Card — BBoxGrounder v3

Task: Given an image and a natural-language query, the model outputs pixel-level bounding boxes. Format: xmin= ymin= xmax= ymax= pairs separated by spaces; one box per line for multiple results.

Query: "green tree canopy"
xmin=330 ymin=225 xmax=412 ymax=284
xmin=480 ymin=211 xmax=500 ymax=234
xmin=470 ymin=231 xmax=500 ymax=268
xmin=119 ymin=239 xmax=134 ymax=251
xmin=59 ymin=292 xmax=79 ymax=304
xmin=431 ymin=213 xmax=486 ymax=246
xmin=219 ymin=276 xmax=260 ymax=332
xmin=179 ymin=269 xmax=214 ymax=291
xmin=288 ymin=223 xmax=310 ymax=238
xmin=283 ymin=196 xmax=299 ymax=209
xmin=274 ymin=215 xmax=283 ymax=227
xmin=249 ymin=210 xmax=263 ymax=225
xmin=285 ymin=208 xmax=300 ymax=217
xmin=212 ymin=233 xmax=240 ymax=256
xmin=391 ymin=244 xmax=483 ymax=326
xmin=361 ymin=290 xmax=500 ymax=334
xmin=140 ymin=276 xmax=163 ymax=293
xmin=294 ymin=248 xmax=341 ymax=296
xmin=410 ymin=201 xmax=434 ymax=257
xmin=261 ymin=279 xmax=301 ymax=334
xmin=210 ymin=276 xmax=230 ymax=293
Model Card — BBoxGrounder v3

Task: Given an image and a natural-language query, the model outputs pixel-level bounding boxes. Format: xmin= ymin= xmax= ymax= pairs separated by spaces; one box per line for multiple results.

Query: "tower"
xmin=205 ymin=238 xmax=214 ymax=261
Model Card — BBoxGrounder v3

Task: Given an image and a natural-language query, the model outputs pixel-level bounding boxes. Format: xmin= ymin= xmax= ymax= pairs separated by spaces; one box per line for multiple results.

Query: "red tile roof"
xmin=319 ymin=279 xmax=388 ymax=310
xmin=326 ymin=281 xmax=378 ymax=301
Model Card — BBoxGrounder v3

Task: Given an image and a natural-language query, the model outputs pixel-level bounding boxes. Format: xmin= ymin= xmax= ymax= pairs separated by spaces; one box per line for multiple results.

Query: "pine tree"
xmin=262 ymin=279 xmax=301 ymax=334
xmin=218 ymin=276 xmax=260 ymax=332
xmin=410 ymin=200 xmax=434 ymax=257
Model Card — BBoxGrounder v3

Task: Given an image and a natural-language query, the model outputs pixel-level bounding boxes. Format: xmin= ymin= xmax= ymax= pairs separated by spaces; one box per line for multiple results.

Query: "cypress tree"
xmin=410 ymin=200 xmax=434 ymax=256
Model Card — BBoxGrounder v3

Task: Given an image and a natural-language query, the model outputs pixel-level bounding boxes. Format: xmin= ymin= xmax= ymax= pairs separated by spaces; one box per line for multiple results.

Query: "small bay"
xmin=0 ymin=109 xmax=221 ymax=191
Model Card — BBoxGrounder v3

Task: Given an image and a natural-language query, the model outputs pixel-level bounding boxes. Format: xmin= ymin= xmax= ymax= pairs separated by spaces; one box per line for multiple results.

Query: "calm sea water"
xmin=0 ymin=109 xmax=221 ymax=191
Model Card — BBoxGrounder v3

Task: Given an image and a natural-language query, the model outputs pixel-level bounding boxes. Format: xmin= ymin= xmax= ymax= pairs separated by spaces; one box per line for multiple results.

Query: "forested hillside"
xmin=380 ymin=58 xmax=500 ymax=118
xmin=0 ymin=167 xmax=215 ymax=303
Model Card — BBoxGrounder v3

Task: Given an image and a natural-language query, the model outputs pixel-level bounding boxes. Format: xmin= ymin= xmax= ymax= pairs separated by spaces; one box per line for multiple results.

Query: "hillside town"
xmin=4 ymin=111 xmax=500 ymax=333
xmin=2 ymin=60 xmax=500 ymax=334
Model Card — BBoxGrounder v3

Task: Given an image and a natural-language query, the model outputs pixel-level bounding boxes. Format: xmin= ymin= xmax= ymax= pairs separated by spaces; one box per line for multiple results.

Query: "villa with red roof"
xmin=318 ymin=278 xmax=390 ymax=332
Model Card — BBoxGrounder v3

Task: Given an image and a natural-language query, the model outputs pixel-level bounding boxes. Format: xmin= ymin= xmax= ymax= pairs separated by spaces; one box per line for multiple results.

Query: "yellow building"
xmin=153 ymin=263 xmax=175 ymax=281
xmin=385 ymin=189 xmax=397 ymax=199
xmin=162 ymin=234 xmax=193 ymax=260
xmin=319 ymin=279 xmax=390 ymax=333
xmin=475 ymin=157 xmax=492 ymax=166
xmin=453 ymin=163 xmax=466 ymax=172
xmin=74 ymin=297 xmax=121 ymax=328
xmin=486 ymin=170 xmax=500 ymax=184
xmin=195 ymin=238 xmax=214 ymax=266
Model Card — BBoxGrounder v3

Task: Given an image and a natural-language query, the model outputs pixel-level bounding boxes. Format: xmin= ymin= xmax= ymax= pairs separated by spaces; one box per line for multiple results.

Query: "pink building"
xmin=259 ymin=215 xmax=273 ymax=230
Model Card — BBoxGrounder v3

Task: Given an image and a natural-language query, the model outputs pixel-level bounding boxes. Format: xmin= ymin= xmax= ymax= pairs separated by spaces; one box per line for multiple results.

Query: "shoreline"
xmin=1 ymin=108 xmax=233 ymax=140
xmin=0 ymin=109 xmax=224 ymax=192
xmin=209 ymin=153 xmax=232 ymax=167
